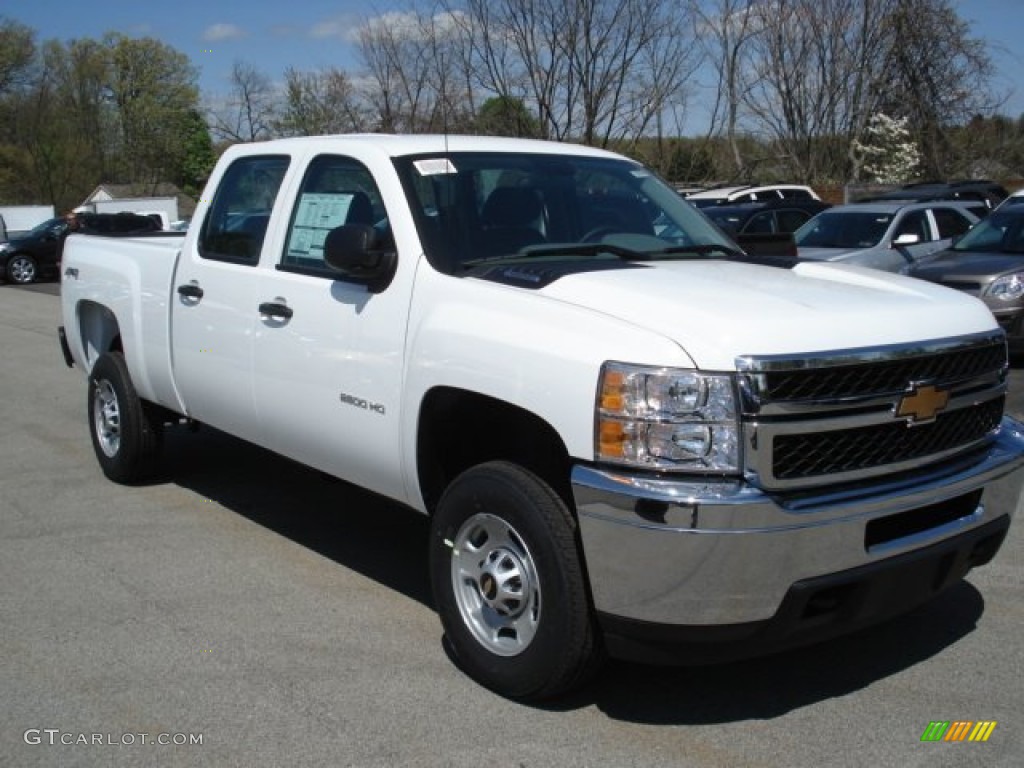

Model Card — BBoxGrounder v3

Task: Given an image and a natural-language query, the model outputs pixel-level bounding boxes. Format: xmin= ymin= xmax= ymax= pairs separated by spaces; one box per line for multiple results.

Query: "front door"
xmin=251 ymin=153 xmax=412 ymax=501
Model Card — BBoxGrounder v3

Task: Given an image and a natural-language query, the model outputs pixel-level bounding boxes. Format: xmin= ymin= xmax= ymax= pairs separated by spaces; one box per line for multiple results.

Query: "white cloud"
xmin=313 ymin=10 xmax=467 ymax=44
xmin=203 ymin=24 xmax=245 ymax=42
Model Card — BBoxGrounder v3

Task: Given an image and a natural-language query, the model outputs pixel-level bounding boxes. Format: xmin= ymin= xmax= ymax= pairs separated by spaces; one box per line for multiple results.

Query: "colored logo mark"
xmin=920 ymin=721 xmax=997 ymax=742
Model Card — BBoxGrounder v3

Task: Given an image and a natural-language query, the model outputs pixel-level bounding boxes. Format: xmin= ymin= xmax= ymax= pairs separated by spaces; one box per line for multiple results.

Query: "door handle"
xmin=177 ymin=283 xmax=204 ymax=299
xmin=258 ymin=301 xmax=293 ymax=320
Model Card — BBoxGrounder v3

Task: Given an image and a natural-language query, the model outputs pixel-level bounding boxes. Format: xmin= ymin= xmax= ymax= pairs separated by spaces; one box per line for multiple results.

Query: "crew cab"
xmin=59 ymin=135 xmax=1024 ymax=700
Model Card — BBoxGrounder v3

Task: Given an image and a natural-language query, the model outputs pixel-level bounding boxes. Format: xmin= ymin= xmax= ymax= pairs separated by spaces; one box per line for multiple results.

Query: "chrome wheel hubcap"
xmin=10 ymin=257 xmax=35 ymax=283
xmin=93 ymin=379 xmax=121 ymax=457
xmin=450 ymin=512 xmax=540 ymax=656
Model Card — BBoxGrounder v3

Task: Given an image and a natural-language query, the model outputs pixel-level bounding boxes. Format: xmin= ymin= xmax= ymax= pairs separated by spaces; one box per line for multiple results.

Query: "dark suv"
xmin=702 ymin=199 xmax=831 ymax=257
xmin=0 ymin=212 xmax=159 ymax=284
xmin=857 ymin=180 xmax=1007 ymax=215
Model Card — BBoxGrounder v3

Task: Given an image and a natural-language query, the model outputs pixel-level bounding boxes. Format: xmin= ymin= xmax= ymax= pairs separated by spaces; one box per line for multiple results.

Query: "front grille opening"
xmin=865 ymin=490 xmax=982 ymax=550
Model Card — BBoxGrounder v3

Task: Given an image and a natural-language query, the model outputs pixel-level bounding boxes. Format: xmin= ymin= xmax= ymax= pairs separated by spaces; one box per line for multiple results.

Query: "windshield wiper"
xmin=463 ymin=241 xmax=745 ymax=267
xmin=651 ymin=243 xmax=744 ymax=258
xmin=463 ymin=242 xmax=649 ymax=266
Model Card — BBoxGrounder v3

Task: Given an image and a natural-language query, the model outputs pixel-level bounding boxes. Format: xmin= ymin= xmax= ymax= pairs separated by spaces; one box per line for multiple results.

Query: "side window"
xmin=282 ymin=154 xmax=388 ymax=273
xmin=744 ymin=211 xmax=775 ymax=234
xmin=895 ymin=210 xmax=930 ymax=241
xmin=932 ymin=208 xmax=973 ymax=239
xmin=199 ymin=155 xmax=289 ymax=264
xmin=776 ymin=209 xmax=811 ymax=232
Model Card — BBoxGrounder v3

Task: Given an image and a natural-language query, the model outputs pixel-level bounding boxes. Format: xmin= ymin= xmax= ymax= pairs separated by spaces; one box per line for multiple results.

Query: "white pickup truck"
xmin=59 ymin=135 xmax=1024 ymax=700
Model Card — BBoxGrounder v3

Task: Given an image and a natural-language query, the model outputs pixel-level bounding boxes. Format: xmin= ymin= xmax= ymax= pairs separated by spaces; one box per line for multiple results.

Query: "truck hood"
xmin=535 ymin=259 xmax=996 ymax=370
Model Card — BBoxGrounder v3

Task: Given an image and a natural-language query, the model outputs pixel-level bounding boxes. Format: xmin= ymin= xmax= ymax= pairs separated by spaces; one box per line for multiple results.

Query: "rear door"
xmin=169 ymin=154 xmax=291 ymax=443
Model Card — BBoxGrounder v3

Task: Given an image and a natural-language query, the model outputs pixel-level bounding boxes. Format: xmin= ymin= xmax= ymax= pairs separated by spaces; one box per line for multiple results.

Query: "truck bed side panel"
xmin=61 ymin=233 xmax=186 ymax=412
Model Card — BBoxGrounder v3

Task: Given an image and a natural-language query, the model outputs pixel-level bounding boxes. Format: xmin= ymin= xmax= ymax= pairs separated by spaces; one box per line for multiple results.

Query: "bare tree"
xmin=275 ymin=67 xmax=368 ymax=136
xmin=690 ymin=0 xmax=761 ymax=178
xmin=738 ymin=0 xmax=898 ymax=181
xmin=357 ymin=5 xmax=473 ymax=133
xmin=880 ymin=0 xmax=997 ymax=177
xmin=207 ymin=60 xmax=277 ymax=143
xmin=451 ymin=0 xmax=698 ymax=148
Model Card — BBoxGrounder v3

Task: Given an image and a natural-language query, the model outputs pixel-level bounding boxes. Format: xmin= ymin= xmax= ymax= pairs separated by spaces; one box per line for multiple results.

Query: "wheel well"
xmin=417 ymin=388 xmax=573 ymax=514
xmin=76 ymin=301 xmax=122 ymax=369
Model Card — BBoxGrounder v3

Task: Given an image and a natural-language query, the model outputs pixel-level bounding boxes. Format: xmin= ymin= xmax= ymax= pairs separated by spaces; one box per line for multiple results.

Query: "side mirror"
xmin=892 ymin=233 xmax=921 ymax=247
xmin=324 ymin=224 xmax=397 ymax=294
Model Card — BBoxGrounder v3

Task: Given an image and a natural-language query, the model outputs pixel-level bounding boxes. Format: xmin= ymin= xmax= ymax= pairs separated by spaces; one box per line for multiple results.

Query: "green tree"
xmin=0 ymin=16 xmax=35 ymax=96
xmin=475 ymin=95 xmax=539 ymax=137
xmin=105 ymin=33 xmax=200 ymax=188
xmin=177 ymin=109 xmax=216 ymax=198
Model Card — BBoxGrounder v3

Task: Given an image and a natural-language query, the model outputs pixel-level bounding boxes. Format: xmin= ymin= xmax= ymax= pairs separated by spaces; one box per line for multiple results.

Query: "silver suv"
xmin=794 ymin=201 xmax=979 ymax=272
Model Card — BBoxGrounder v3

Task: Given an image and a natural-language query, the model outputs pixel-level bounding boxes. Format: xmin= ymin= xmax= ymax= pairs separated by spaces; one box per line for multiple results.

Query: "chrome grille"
xmin=738 ymin=332 xmax=1008 ymax=490
xmin=760 ymin=341 xmax=1004 ymax=401
xmin=773 ymin=397 xmax=1003 ymax=480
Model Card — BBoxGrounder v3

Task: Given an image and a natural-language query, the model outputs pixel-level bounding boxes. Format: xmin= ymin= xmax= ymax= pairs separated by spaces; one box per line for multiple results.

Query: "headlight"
xmin=596 ymin=362 xmax=739 ymax=472
xmin=987 ymin=273 xmax=1024 ymax=302
xmin=0 ymin=243 xmax=11 ymax=253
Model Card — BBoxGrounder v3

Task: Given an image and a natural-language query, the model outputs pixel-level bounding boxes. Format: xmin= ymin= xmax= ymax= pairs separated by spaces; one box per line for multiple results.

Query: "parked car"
xmin=794 ymin=201 xmax=979 ymax=272
xmin=857 ymin=180 xmax=1007 ymax=214
xmin=685 ymin=183 xmax=821 ymax=208
xmin=994 ymin=187 xmax=1024 ymax=211
xmin=908 ymin=205 xmax=1024 ymax=351
xmin=0 ymin=212 xmax=159 ymax=284
xmin=701 ymin=199 xmax=831 ymax=257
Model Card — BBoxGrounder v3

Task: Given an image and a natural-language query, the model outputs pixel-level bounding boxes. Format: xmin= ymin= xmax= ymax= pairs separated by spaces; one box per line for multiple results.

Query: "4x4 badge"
xmin=897 ymin=383 xmax=950 ymax=425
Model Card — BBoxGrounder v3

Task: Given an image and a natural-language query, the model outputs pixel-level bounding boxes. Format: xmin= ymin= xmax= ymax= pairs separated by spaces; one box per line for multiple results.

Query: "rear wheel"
xmin=429 ymin=461 xmax=600 ymax=700
xmin=88 ymin=352 xmax=162 ymax=483
xmin=7 ymin=254 xmax=37 ymax=284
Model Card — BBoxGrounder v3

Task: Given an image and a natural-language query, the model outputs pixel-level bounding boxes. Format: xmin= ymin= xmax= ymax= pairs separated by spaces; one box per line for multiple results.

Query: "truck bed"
xmin=61 ymin=232 xmax=187 ymax=411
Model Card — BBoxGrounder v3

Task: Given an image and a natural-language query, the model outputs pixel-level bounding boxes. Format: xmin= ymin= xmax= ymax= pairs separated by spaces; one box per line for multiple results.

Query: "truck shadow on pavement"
xmin=160 ymin=424 xmax=986 ymax=725
xmin=578 ymin=582 xmax=983 ymax=723
xmin=161 ymin=425 xmax=433 ymax=608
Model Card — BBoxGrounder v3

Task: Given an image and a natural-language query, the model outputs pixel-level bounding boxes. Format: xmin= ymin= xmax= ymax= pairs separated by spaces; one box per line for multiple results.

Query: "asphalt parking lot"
xmin=2 ymin=281 xmax=1021 ymax=767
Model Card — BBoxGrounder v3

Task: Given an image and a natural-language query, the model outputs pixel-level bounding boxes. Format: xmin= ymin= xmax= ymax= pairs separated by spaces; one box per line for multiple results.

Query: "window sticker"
xmin=414 ymin=158 xmax=458 ymax=176
xmin=288 ymin=192 xmax=354 ymax=259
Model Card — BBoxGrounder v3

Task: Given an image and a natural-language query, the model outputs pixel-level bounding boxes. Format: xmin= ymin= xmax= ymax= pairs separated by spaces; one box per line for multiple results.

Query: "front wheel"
xmin=429 ymin=461 xmax=600 ymax=700
xmin=87 ymin=352 xmax=162 ymax=483
xmin=7 ymin=254 xmax=38 ymax=284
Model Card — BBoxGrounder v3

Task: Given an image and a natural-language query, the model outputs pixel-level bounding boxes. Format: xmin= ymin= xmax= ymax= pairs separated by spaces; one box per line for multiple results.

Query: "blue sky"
xmin=5 ymin=0 xmax=1024 ymax=118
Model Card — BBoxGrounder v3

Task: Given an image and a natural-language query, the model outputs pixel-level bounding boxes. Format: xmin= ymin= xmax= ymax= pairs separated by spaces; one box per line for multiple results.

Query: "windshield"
xmin=952 ymin=209 xmax=1024 ymax=254
xmin=795 ymin=211 xmax=893 ymax=249
xmin=392 ymin=152 xmax=738 ymax=273
xmin=25 ymin=217 xmax=66 ymax=238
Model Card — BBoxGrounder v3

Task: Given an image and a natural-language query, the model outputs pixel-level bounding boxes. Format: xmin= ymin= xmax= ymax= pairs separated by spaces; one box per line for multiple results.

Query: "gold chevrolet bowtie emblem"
xmin=897 ymin=384 xmax=950 ymax=424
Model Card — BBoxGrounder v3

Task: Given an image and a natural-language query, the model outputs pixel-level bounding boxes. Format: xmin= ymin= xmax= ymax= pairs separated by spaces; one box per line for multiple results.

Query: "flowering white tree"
xmin=852 ymin=112 xmax=922 ymax=183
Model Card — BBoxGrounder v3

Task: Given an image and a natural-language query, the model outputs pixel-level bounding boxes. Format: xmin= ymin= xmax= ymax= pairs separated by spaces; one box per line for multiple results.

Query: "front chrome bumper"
xmin=573 ymin=417 xmax=1024 ymax=638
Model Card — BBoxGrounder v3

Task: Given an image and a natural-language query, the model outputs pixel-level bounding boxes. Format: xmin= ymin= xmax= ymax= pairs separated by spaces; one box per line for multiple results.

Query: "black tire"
xmin=429 ymin=461 xmax=600 ymax=700
xmin=7 ymin=254 xmax=38 ymax=284
xmin=87 ymin=352 xmax=162 ymax=483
